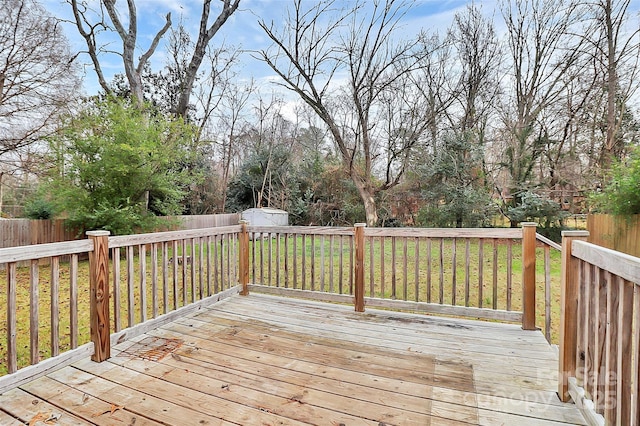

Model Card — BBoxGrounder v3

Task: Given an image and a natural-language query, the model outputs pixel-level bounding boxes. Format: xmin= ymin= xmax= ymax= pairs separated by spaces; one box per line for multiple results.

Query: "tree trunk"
xmin=0 ymin=172 xmax=4 ymax=216
xmin=353 ymin=179 xmax=377 ymax=227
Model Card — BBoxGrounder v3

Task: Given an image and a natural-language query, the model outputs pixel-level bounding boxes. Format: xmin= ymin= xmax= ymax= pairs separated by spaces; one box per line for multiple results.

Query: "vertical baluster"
xmin=251 ymin=232 xmax=256 ymax=284
xmin=151 ymin=243 xmax=158 ymax=318
xmin=112 ymin=248 xmax=121 ymax=331
xmin=302 ymin=234 xmax=306 ymax=290
xmin=70 ymin=254 xmax=79 ymax=349
xmin=380 ymin=237 xmax=385 ymax=298
xmin=260 ymin=233 xmax=264 ymax=285
xmin=277 ymin=233 xmax=281 ymax=288
xmin=349 ymin=234 xmax=353 ymax=295
xmin=172 ymin=241 xmax=178 ymax=310
xmin=507 ymin=240 xmax=513 ymax=311
xmin=492 ymin=239 xmax=498 ymax=310
xmin=7 ymin=262 xmax=17 ymax=373
xmin=162 ymin=242 xmax=168 ymax=314
xmin=51 ymin=257 xmax=60 ymax=357
xmin=544 ymin=244 xmax=551 ymax=342
xmin=465 ymin=240 xmax=470 ymax=307
xmin=402 ymin=237 xmax=408 ymax=301
xmin=188 ymin=239 xmax=195 ymax=302
xmin=284 ymin=233 xmax=289 ymax=289
xmin=339 ymin=235 xmax=343 ymax=294
xmin=310 ymin=234 xmax=315 ymax=291
xmin=30 ymin=260 xmax=39 ymax=364
xmin=198 ymin=237 xmax=204 ymax=299
xmin=139 ymin=244 xmax=147 ymax=323
xmin=391 ymin=236 xmax=397 ymax=299
xmin=414 ymin=237 xmax=420 ymax=302
xmin=452 ymin=238 xmax=457 ymax=306
xmin=330 ymin=235 xmax=334 ymax=293
xmin=439 ymin=238 xmax=444 ymax=305
xmin=293 ymin=233 xmax=298 ymax=289
xmin=206 ymin=236 xmax=211 ymax=297
xmin=213 ymin=235 xmax=219 ymax=294
xmin=426 ymin=238 xmax=431 ymax=303
xmin=320 ymin=235 xmax=325 ymax=292
xmin=268 ymin=233 xmax=273 ymax=286
xmin=478 ymin=239 xmax=484 ymax=308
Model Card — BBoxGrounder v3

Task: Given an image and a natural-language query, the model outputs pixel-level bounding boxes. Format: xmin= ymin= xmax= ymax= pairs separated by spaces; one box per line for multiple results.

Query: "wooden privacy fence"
xmin=0 ymin=214 xmax=240 ymax=249
xmin=558 ymin=230 xmax=640 ymax=425
xmin=0 ymin=222 xmax=559 ymax=392
xmin=587 ymin=213 xmax=640 ymax=258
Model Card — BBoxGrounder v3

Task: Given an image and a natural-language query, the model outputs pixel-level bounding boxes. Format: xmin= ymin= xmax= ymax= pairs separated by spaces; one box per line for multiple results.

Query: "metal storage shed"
xmin=241 ymin=207 xmax=288 ymax=227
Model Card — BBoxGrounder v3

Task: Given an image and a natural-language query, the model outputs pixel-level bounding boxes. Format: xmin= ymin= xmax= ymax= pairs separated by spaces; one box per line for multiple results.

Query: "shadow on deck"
xmin=0 ymin=293 xmax=585 ymax=425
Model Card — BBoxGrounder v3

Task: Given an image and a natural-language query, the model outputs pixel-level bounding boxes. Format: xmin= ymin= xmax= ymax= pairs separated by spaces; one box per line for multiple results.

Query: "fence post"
xmin=522 ymin=222 xmax=537 ymax=330
xmin=354 ymin=223 xmax=366 ymax=312
xmin=558 ymin=230 xmax=589 ymax=402
xmin=239 ymin=221 xmax=250 ymax=296
xmin=87 ymin=230 xmax=111 ymax=362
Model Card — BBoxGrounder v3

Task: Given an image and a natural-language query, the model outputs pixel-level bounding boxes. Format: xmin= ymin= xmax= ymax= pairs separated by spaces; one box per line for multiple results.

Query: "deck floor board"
xmin=0 ymin=293 xmax=585 ymax=425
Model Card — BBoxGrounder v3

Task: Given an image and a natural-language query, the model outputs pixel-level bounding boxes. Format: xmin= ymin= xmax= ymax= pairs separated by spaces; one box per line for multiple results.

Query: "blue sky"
xmin=40 ymin=0 xmax=488 ymax=96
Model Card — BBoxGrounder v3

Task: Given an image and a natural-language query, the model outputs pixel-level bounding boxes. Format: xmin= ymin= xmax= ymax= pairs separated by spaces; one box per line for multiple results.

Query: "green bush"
xmin=591 ymin=146 xmax=640 ymax=215
xmin=23 ymin=198 xmax=56 ymax=219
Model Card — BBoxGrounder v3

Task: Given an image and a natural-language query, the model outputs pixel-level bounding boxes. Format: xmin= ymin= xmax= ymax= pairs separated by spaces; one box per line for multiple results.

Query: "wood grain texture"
xmin=4 ymin=293 xmax=585 ymax=425
xmin=87 ymin=231 xmax=111 ymax=362
xmin=108 ymin=225 xmax=242 ymax=248
xmin=572 ymin=239 xmax=640 ymax=284
xmin=522 ymin=223 xmax=537 ymax=330
xmin=354 ymin=224 xmax=365 ymax=312
xmin=558 ymin=231 xmax=589 ymax=401
xmin=7 ymin=262 xmax=17 ymax=373
xmin=29 ymin=259 xmax=39 ymax=365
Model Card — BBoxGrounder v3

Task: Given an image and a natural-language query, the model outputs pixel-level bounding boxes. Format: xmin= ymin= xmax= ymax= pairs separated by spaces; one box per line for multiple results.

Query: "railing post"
xmin=522 ymin=222 xmax=537 ymax=330
xmin=239 ymin=221 xmax=250 ymax=296
xmin=558 ymin=230 xmax=589 ymax=402
xmin=354 ymin=223 xmax=366 ymax=312
xmin=87 ymin=230 xmax=111 ymax=362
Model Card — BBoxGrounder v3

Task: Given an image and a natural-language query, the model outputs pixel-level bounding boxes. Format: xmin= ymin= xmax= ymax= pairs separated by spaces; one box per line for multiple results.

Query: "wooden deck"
xmin=0 ymin=293 xmax=585 ymax=425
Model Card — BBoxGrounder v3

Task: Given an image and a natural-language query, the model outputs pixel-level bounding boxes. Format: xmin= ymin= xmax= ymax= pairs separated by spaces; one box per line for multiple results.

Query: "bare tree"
xmin=175 ymin=0 xmax=240 ymax=117
xmin=449 ymin=4 xmax=501 ymax=136
xmin=0 ymin=0 xmax=79 ymax=173
xmin=585 ymin=0 xmax=640 ymax=166
xmin=259 ymin=0 xmax=428 ymax=226
xmin=498 ymin=0 xmax=584 ymax=224
xmin=69 ymin=0 xmax=171 ymax=105
xmin=69 ymin=0 xmax=239 ymax=113
xmin=210 ymin=78 xmax=254 ymax=211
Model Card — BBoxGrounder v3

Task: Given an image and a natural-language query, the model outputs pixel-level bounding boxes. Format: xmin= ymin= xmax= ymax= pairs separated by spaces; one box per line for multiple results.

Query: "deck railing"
xmin=1 ymin=222 xmax=561 ymax=390
xmin=558 ymin=230 xmax=640 ymax=425
xmin=0 ymin=225 xmax=243 ymax=392
xmin=244 ymin=223 xmax=559 ymax=335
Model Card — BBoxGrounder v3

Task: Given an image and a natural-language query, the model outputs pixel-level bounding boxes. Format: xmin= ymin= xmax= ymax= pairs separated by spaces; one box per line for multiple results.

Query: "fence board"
xmin=588 ymin=214 xmax=640 ymax=258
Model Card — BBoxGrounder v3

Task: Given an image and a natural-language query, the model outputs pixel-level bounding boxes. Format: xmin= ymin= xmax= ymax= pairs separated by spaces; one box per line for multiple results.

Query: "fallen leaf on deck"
xmin=91 ymin=404 xmax=124 ymax=417
xmin=29 ymin=412 xmax=47 ymax=425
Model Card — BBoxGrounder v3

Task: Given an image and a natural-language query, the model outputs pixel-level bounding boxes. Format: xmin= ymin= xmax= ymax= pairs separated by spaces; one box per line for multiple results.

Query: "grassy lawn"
xmin=1 ymin=235 xmax=561 ymax=375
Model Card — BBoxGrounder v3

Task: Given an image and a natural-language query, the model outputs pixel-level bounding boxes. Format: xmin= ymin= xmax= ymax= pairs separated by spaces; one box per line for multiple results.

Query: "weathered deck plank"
xmin=0 ymin=293 xmax=585 ymax=425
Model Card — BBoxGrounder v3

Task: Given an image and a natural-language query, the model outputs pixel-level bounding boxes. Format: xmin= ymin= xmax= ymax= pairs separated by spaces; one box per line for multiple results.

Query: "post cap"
xmin=354 ymin=223 xmax=366 ymax=227
xmin=86 ymin=230 xmax=111 ymax=237
xmin=521 ymin=222 xmax=537 ymax=227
